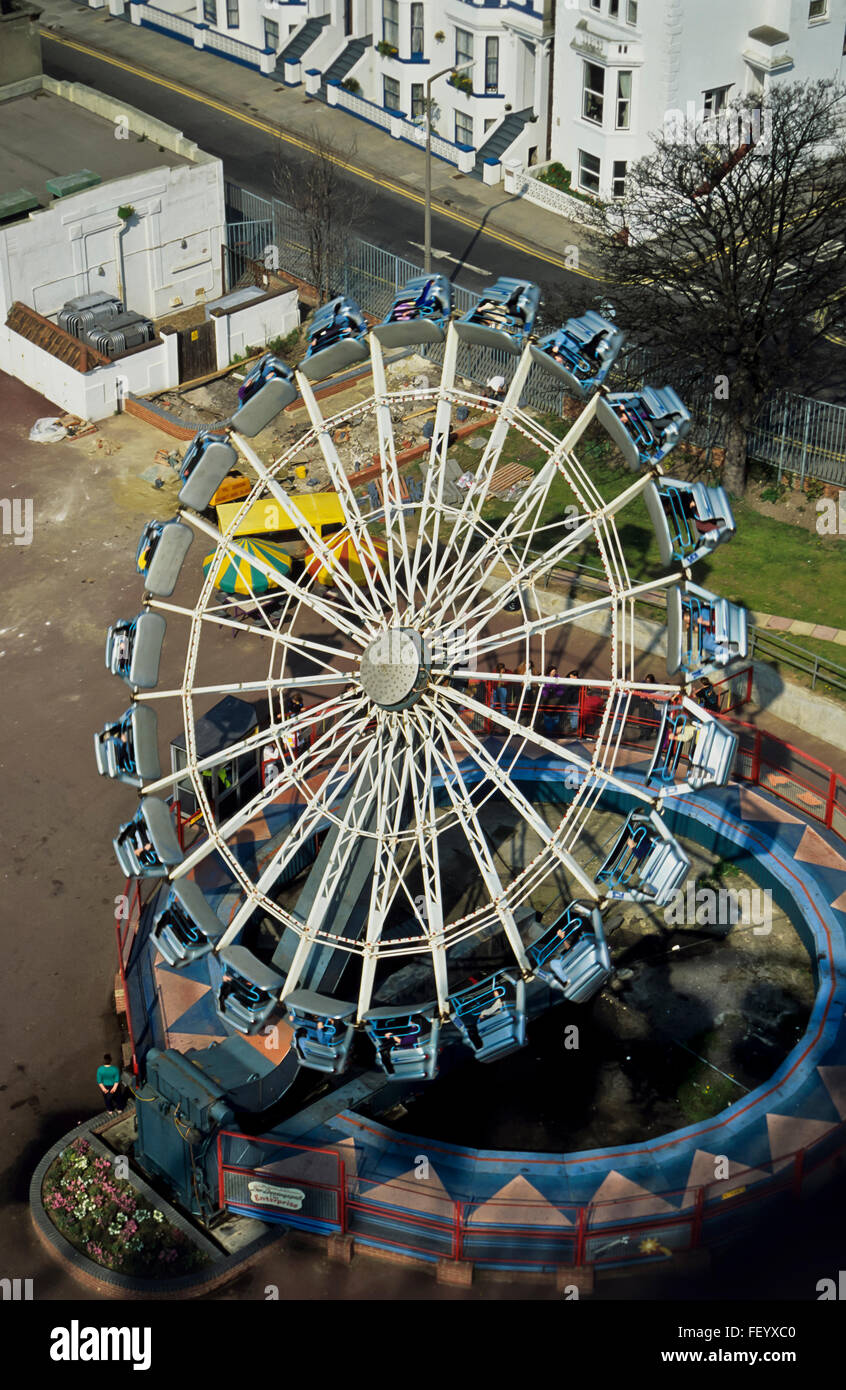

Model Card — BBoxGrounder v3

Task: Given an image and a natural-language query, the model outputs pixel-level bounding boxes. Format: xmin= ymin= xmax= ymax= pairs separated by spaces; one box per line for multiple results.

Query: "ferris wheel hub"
xmin=359 ymin=627 xmax=429 ymax=711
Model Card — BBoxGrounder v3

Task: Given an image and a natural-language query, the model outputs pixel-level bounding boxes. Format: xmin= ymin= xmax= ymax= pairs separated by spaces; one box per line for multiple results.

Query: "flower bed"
xmin=42 ymin=1138 xmax=211 ymax=1278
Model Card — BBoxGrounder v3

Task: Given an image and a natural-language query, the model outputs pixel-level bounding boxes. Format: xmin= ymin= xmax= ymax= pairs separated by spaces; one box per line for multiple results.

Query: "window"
xmin=626 ymin=0 xmax=638 ymax=23
xmin=702 ymin=85 xmax=732 ymax=118
xmin=484 ymin=117 xmax=496 ymax=133
xmin=411 ymin=2 xmax=424 ymax=56
xmin=383 ymin=75 xmax=401 ymax=110
xmin=202 ymin=0 xmax=216 ymax=22
xmin=809 ymin=0 xmax=828 ymax=18
xmin=226 ymin=0 xmax=238 ymax=27
xmin=582 ymin=62 xmax=605 ymax=124
xmin=382 ymin=0 xmax=399 ymax=49
xmin=411 ymin=83 xmax=424 ymax=119
xmin=456 ymin=27 xmax=474 ymax=69
xmin=609 ymin=0 xmax=620 ymax=15
xmin=485 ymin=36 xmax=499 ymax=93
xmin=264 ymin=18 xmax=279 ymax=50
xmin=578 ymin=149 xmax=601 ymax=194
xmin=590 ymin=0 xmax=601 ymax=8
xmin=455 ymin=109 xmax=474 ymax=147
xmin=616 ymin=69 xmax=631 ymax=128
xmin=612 ymin=159 xmax=627 ymax=197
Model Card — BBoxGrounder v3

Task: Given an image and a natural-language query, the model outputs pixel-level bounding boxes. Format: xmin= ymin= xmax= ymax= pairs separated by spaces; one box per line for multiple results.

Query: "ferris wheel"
xmin=97 ymin=277 xmax=746 ymax=1081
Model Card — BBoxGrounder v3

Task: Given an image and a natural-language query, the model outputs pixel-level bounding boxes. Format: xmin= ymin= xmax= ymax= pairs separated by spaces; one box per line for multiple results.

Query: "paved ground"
xmin=36 ymin=0 xmax=599 ymax=304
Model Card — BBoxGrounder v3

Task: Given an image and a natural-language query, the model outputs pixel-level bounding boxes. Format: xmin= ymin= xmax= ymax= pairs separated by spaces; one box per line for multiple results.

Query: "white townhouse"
xmin=127 ymin=0 xmax=557 ymax=171
xmin=551 ymin=0 xmax=846 ymax=201
xmin=121 ymin=0 xmax=846 ymax=183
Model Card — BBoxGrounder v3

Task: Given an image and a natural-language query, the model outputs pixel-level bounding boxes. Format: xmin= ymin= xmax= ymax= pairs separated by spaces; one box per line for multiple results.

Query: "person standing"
xmin=566 ymin=669 xmax=581 ymax=734
xmin=490 ymin=662 xmax=509 ymax=718
xmin=541 ymin=666 xmax=561 ymax=736
xmin=97 ymin=1054 xmax=122 ymax=1113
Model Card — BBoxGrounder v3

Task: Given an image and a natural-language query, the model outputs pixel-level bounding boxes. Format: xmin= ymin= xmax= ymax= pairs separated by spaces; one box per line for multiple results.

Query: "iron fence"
xmin=747 ymin=389 xmax=846 ymax=486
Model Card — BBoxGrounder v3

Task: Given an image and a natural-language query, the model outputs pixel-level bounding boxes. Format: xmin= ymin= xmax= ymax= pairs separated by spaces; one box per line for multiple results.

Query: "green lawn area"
xmin=456 ymin=414 xmax=846 ymax=632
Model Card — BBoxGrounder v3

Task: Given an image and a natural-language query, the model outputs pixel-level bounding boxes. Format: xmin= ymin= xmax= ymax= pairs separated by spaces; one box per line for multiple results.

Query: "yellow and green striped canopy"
xmin=203 ymin=537 xmax=293 ymax=595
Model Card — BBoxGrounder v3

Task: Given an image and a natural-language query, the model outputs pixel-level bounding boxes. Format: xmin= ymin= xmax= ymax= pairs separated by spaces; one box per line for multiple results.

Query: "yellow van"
xmin=215 ymin=492 xmax=346 ymax=542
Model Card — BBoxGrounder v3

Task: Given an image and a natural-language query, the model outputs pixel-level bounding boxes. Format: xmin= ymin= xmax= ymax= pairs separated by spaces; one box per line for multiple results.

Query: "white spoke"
xmin=173 ymin=697 xmax=371 ymax=880
xmin=419 ymin=710 xmax=531 ymax=975
xmin=281 ymin=727 xmax=390 ymax=992
xmin=219 ymin=732 xmax=379 ymax=952
xmin=296 ymin=371 xmax=396 ymax=615
xmin=436 ymin=683 xmax=654 ymax=808
xmin=423 ymin=693 xmax=599 ymax=900
xmin=184 ymin=510 xmax=370 ymax=646
xmin=231 ymin=431 xmax=384 ymax=628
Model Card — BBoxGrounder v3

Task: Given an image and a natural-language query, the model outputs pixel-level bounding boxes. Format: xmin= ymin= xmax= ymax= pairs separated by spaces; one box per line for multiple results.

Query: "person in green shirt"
xmin=96 ymin=1054 xmax=122 ymax=1112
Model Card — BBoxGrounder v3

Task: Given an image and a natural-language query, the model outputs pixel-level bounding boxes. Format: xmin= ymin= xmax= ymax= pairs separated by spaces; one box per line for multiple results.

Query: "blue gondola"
xmin=151 ymin=879 xmax=227 ymax=967
xmin=361 ymin=1003 xmax=441 ymax=1079
xmin=94 ymin=704 xmax=160 ymax=788
xmin=230 ymin=353 xmax=298 ymax=437
xmin=300 ymin=296 xmax=369 ymax=381
xmin=645 ymin=698 xmax=738 ymax=793
xmin=449 ymin=971 xmax=527 ymax=1061
xmin=529 ymin=311 xmax=623 ymax=397
xmin=596 ymin=810 xmax=690 ymax=905
xmin=371 ymin=274 xmax=452 ymax=348
xmin=666 ymin=581 xmax=748 ymax=680
xmin=105 ymin=611 xmax=166 ymax=689
xmin=596 ymin=386 xmax=691 ymax=468
xmin=216 ymin=945 xmax=285 ymax=1034
xmin=177 ymin=429 xmax=238 ymax=511
xmin=528 ymin=900 xmax=612 ymax=1003
xmin=135 ymin=518 xmax=193 ymax=598
xmin=644 ymin=478 xmax=736 ymax=567
xmin=113 ymin=797 xmax=183 ymax=879
xmin=285 ymin=989 xmax=357 ymax=1073
xmin=455 ymin=277 xmax=540 ymax=354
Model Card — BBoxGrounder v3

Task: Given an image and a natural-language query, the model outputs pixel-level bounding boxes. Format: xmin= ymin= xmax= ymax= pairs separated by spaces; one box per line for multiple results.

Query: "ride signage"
xmin=247 ymin=1181 xmax=306 ymax=1211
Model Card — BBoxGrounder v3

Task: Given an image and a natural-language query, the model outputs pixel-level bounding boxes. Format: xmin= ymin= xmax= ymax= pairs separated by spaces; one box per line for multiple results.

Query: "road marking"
xmin=407 ymin=241 xmax=492 ymax=276
xmin=42 ymin=31 xmax=603 ymax=281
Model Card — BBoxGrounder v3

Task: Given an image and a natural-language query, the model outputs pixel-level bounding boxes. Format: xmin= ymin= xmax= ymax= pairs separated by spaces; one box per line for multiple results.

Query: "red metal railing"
xmin=215 ymin=1123 xmax=846 ymax=1270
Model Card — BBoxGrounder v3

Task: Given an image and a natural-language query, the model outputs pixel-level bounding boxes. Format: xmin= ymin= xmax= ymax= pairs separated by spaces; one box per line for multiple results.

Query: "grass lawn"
xmin=456 ymin=413 xmax=846 ymax=632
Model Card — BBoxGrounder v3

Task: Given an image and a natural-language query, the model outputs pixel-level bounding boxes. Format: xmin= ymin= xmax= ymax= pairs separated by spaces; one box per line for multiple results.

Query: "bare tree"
xmin=589 ymin=79 xmax=846 ymax=495
xmin=274 ymin=128 xmax=371 ymax=304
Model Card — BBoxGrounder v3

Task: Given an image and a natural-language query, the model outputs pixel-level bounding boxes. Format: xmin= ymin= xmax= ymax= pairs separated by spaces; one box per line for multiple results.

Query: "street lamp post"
xmin=424 ymin=59 xmax=475 ymax=274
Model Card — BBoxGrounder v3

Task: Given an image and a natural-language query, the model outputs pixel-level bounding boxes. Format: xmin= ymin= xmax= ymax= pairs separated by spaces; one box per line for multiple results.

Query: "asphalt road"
xmin=41 ymin=37 xmax=592 ymax=312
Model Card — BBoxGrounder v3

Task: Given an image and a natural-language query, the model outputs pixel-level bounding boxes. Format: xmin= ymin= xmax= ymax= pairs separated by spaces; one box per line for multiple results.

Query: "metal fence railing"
xmin=747 ymin=389 xmax=846 ymax=486
xmin=748 ymin=627 xmax=846 ymax=696
xmin=215 ymin=1119 xmax=846 ymax=1271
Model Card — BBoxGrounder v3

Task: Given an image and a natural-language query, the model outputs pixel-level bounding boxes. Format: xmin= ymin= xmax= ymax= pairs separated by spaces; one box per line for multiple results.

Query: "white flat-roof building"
xmin=0 ymin=80 xmax=225 ymax=320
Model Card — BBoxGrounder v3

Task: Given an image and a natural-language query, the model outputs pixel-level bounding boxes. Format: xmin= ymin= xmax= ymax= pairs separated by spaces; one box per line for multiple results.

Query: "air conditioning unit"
xmin=58 ymin=292 xmax=124 ymax=339
xmin=83 ymin=311 xmax=155 ymax=357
